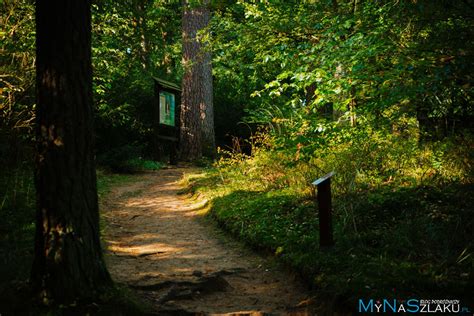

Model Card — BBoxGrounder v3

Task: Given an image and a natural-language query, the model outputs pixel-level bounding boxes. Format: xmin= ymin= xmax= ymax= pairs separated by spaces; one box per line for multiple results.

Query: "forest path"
xmin=102 ymin=166 xmax=315 ymax=315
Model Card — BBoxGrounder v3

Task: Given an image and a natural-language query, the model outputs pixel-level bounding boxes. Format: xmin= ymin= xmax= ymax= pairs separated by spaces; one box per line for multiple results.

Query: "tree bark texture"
xmin=180 ymin=0 xmax=215 ymax=160
xmin=32 ymin=0 xmax=111 ymax=305
xmin=200 ymin=0 xmax=216 ymax=158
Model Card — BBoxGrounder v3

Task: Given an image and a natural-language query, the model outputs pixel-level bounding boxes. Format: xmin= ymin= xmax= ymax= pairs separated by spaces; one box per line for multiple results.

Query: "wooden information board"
xmin=153 ymin=77 xmax=181 ymax=164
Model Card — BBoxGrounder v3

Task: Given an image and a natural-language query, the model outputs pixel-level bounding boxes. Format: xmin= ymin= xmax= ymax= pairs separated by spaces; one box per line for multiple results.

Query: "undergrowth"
xmin=0 ymin=163 xmax=35 ymax=290
xmin=184 ymin=128 xmax=474 ymax=312
xmin=97 ymin=145 xmax=164 ymax=173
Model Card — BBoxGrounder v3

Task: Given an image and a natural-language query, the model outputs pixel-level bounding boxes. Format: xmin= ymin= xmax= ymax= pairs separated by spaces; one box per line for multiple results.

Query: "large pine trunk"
xmin=199 ymin=1 xmax=216 ymax=158
xmin=32 ymin=0 xmax=111 ymax=304
xmin=180 ymin=0 xmax=215 ymax=160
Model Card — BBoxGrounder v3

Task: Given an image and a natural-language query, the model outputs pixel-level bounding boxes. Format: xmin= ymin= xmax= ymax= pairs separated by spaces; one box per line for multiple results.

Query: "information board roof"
xmin=153 ymin=77 xmax=181 ymax=92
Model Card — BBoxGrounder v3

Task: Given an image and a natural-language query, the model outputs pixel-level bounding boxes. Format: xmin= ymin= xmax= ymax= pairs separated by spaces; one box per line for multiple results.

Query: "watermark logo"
xmin=358 ymin=299 xmax=471 ymax=314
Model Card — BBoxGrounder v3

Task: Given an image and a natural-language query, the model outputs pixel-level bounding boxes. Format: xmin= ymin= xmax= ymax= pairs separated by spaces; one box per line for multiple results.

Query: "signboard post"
xmin=153 ymin=77 xmax=181 ymax=165
xmin=312 ymin=171 xmax=335 ymax=248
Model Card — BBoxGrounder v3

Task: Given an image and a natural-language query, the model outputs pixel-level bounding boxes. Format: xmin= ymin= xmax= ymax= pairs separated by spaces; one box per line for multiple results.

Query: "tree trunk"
xmin=349 ymin=85 xmax=357 ymax=126
xmin=134 ymin=0 xmax=151 ymax=72
xmin=200 ymin=0 xmax=216 ymax=158
xmin=180 ymin=0 xmax=203 ymax=160
xmin=180 ymin=0 xmax=215 ymax=160
xmin=32 ymin=0 xmax=111 ymax=305
xmin=201 ymin=47 xmax=216 ymax=158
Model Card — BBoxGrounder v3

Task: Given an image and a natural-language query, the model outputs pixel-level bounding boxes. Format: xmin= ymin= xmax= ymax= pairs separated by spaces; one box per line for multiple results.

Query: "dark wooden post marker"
xmin=312 ymin=171 xmax=335 ymax=248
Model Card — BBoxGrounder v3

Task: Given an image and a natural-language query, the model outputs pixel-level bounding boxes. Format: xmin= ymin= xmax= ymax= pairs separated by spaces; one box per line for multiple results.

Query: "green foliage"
xmin=0 ymin=0 xmax=36 ymax=163
xmin=0 ymin=0 xmax=36 ymax=130
xmin=211 ymin=1 xmax=474 ymax=142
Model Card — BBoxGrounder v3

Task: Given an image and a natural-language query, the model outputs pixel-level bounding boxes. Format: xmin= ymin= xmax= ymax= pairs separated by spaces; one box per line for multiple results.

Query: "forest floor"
xmin=101 ymin=166 xmax=318 ymax=315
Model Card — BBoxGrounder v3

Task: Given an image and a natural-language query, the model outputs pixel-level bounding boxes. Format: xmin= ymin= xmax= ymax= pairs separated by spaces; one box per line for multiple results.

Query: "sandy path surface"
xmin=102 ymin=167 xmax=315 ymax=315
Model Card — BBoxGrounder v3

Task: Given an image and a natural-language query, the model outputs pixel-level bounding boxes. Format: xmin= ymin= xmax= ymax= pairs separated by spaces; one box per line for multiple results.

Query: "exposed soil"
xmin=102 ymin=166 xmax=317 ymax=315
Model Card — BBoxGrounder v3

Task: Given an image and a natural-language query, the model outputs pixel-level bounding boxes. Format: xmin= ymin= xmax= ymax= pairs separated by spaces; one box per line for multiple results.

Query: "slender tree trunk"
xmin=180 ymin=0 xmax=215 ymax=160
xmin=32 ymin=0 xmax=111 ymax=305
xmin=134 ymin=0 xmax=151 ymax=72
xmin=349 ymin=84 xmax=357 ymax=127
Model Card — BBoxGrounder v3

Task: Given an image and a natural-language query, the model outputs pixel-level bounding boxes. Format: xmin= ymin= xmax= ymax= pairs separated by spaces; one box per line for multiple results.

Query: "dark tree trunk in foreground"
xmin=180 ymin=0 xmax=215 ymax=160
xmin=32 ymin=0 xmax=111 ymax=305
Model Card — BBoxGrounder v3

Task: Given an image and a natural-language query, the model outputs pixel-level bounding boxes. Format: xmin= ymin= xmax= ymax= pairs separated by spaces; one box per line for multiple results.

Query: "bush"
xmin=97 ymin=144 xmax=163 ymax=173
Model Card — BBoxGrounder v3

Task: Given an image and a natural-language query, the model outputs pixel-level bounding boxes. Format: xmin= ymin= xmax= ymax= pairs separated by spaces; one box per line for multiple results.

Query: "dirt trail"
xmin=102 ymin=167 xmax=315 ymax=315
